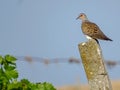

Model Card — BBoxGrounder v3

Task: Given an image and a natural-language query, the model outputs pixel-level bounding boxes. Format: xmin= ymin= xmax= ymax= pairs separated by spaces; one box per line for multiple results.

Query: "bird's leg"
xmin=95 ymin=39 xmax=99 ymax=44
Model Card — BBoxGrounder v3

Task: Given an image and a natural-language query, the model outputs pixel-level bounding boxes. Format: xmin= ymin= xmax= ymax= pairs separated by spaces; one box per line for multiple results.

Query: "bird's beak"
xmin=76 ymin=16 xmax=80 ymax=20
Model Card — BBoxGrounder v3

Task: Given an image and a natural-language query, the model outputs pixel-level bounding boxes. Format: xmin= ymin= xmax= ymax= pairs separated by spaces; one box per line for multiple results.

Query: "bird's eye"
xmin=80 ymin=14 xmax=83 ymax=17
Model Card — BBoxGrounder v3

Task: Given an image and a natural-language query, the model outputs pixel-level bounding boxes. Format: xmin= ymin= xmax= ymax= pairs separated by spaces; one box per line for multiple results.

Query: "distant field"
xmin=57 ymin=80 xmax=120 ymax=90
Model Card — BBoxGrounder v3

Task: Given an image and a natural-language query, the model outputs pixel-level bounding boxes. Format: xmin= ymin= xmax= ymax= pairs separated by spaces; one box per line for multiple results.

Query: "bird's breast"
xmin=81 ymin=22 xmax=99 ymax=36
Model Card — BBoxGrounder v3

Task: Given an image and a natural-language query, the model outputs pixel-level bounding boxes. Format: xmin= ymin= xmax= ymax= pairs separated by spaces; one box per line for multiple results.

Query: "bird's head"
xmin=76 ymin=13 xmax=88 ymax=21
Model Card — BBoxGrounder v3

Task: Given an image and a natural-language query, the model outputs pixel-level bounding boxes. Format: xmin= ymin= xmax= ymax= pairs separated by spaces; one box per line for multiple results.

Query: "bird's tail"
xmin=104 ymin=37 xmax=113 ymax=41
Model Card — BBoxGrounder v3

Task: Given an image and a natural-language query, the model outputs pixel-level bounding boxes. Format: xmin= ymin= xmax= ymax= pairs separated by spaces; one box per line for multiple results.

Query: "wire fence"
xmin=16 ymin=56 xmax=120 ymax=69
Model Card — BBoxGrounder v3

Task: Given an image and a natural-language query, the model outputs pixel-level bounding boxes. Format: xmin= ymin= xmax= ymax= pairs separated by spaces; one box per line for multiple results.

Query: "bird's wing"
xmin=81 ymin=21 xmax=108 ymax=40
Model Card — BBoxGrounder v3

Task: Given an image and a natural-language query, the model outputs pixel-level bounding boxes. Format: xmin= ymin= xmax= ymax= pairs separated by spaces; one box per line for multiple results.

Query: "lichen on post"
xmin=78 ymin=39 xmax=112 ymax=90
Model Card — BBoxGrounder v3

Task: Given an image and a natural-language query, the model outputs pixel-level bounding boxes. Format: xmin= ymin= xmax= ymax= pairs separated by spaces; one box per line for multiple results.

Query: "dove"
xmin=76 ymin=13 xmax=112 ymax=41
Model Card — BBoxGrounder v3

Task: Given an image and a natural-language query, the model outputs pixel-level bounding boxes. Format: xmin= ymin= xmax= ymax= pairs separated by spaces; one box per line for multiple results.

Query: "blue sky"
xmin=0 ymin=0 xmax=120 ymax=85
xmin=1 ymin=0 xmax=119 ymax=59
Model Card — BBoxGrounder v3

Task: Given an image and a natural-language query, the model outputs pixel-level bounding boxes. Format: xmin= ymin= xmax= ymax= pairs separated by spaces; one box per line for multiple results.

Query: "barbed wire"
xmin=16 ymin=56 xmax=120 ymax=68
